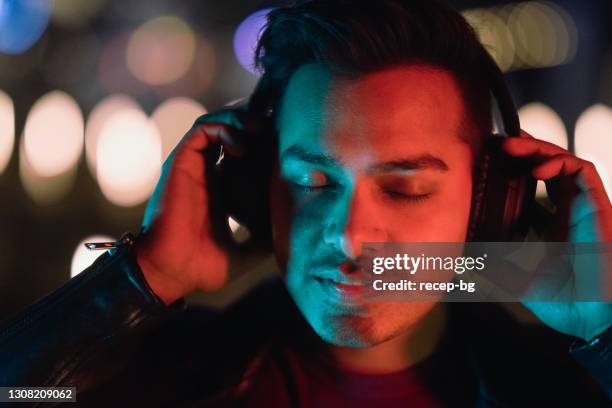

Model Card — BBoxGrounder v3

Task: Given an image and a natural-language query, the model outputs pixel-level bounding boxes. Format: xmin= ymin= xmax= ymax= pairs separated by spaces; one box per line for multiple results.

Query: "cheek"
xmin=270 ymin=176 xmax=339 ymax=273
xmin=429 ymin=172 xmax=473 ymax=239
xmin=270 ymin=176 xmax=328 ymax=276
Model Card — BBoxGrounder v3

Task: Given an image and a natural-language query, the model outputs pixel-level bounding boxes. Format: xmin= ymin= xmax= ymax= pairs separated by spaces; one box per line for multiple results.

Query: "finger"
xmin=532 ymin=154 xmax=610 ymax=209
xmin=532 ymin=154 xmax=591 ymax=180
xmin=172 ymin=126 xmax=209 ymax=184
xmin=503 ymin=136 xmax=568 ymax=158
xmin=143 ymin=127 xmax=208 ymax=229
xmin=162 ymin=122 xmax=209 ymax=173
xmin=531 ymin=154 xmax=611 ymax=241
xmin=531 ymin=154 xmax=584 ymax=180
xmin=182 ymin=124 xmax=208 ymax=150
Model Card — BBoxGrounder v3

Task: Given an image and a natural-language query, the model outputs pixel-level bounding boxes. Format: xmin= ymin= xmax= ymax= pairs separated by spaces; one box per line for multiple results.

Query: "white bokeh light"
xmin=575 ymin=104 xmax=612 ymax=200
xmin=0 ymin=90 xmax=14 ymax=174
xmin=71 ymin=235 xmax=116 ymax=278
xmin=24 ymin=91 xmax=84 ymax=177
xmin=151 ymin=97 xmax=206 ymax=161
xmin=96 ymin=109 xmax=162 ymax=207
xmin=228 ymin=216 xmax=250 ymax=244
xmin=85 ymin=94 xmax=140 ymax=179
xmin=588 ymin=158 xmax=611 ymax=201
xmin=519 ymin=102 xmax=568 ymax=147
xmin=19 ymin=133 xmax=77 ymax=205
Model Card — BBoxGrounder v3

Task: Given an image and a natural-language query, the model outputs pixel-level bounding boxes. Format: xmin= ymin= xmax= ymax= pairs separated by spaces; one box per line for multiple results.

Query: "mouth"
xmin=314 ymin=276 xmax=364 ymax=308
xmin=331 ymin=280 xmax=363 ymax=294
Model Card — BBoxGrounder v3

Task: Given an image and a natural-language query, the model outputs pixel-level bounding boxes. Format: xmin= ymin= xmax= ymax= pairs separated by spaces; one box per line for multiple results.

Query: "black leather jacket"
xmin=1 ymin=242 xmax=611 ymax=407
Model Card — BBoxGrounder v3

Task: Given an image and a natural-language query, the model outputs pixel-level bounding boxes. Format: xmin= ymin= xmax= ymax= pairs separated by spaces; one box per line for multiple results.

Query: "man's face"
xmin=269 ymin=63 xmax=475 ymax=347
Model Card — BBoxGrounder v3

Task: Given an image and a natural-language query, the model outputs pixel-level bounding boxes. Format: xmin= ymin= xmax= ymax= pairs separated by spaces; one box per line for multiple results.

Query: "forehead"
xmin=276 ymin=63 xmax=470 ymax=162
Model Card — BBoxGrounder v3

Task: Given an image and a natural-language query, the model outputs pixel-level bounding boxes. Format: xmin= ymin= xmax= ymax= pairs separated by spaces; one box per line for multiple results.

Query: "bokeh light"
xmin=85 ymin=94 xmax=140 ymax=180
xmin=228 ymin=216 xmax=250 ymax=244
xmin=153 ymin=37 xmax=216 ymax=98
xmin=228 ymin=216 xmax=240 ymax=234
xmin=508 ymin=2 xmax=545 ymax=69
xmin=518 ymin=102 xmax=568 ymax=197
xmin=23 ymin=90 xmax=84 ymax=177
xmin=52 ymin=0 xmax=106 ymax=28
xmin=519 ymin=103 xmax=568 ymax=147
xmin=574 ymin=104 xmax=612 ymax=200
xmin=233 ymin=8 xmax=273 ymax=75
xmin=19 ymin=134 xmax=77 ymax=204
xmin=99 ymin=33 xmax=149 ymax=95
xmin=0 ymin=0 xmax=51 ymax=54
xmin=96 ymin=109 xmax=162 ymax=207
xmin=464 ymin=2 xmax=577 ymax=72
xmin=462 ymin=8 xmax=515 ymax=71
xmin=70 ymin=234 xmax=115 ymax=278
xmin=127 ymin=16 xmax=196 ymax=86
xmin=0 ymin=89 xmax=14 ymax=174
xmin=540 ymin=1 xmax=578 ymax=66
xmin=151 ymin=97 xmax=206 ymax=161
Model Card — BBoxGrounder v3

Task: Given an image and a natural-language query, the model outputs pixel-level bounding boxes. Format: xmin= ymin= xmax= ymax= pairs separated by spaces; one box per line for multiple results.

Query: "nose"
xmin=323 ymin=182 xmax=388 ymax=260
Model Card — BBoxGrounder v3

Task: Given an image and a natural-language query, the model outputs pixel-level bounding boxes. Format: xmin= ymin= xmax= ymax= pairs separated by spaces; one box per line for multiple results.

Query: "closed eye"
xmin=292 ymin=184 xmax=335 ymax=193
xmin=383 ymin=190 xmax=431 ymax=202
xmin=377 ymin=176 xmax=435 ymax=203
xmin=287 ymin=170 xmax=338 ymax=192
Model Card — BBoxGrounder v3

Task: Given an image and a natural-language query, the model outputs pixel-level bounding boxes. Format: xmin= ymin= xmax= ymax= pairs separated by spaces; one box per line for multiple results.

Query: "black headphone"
xmin=214 ymin=50 xmax=536 ymax=246
xmin=466 ymin=51 xmax=536 ymax=242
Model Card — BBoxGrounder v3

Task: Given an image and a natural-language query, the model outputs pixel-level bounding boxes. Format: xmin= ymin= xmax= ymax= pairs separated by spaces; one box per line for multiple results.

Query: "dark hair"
xmin=253 ymin=0 xmax=493 ymax=151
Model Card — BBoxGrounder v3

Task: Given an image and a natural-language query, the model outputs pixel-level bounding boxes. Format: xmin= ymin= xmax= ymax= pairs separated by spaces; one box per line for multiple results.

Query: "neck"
xmin=329 ymin=303 xmax=447 ymax=374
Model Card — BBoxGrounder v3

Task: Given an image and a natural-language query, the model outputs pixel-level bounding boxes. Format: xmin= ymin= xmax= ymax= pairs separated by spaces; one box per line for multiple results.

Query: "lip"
xmin=333 ymin=281 xmax=363 ymax=294
xmin=314 ymin=276 xmax=364 ymax=309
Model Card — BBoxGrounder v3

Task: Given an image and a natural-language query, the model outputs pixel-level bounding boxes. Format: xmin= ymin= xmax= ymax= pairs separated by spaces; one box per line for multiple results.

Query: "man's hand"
xmin=504 ymin=130 xmax=612 ymax=341
xmin=134 ymin=108 xmax=257 ymax=305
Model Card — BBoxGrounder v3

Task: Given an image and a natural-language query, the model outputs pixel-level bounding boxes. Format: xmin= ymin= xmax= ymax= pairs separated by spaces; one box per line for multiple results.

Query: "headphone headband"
xmin=478 ymin=49 xmax=520 ymax=137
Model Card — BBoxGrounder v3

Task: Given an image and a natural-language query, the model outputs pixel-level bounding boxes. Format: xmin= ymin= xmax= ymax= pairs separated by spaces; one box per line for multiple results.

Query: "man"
xmin=1 ymin=0 xmax=611 ymax=406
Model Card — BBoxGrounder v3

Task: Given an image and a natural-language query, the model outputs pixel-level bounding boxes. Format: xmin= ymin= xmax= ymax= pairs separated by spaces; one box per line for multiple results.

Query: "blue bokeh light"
xmin=232 ymin=7 xmax=273 ymax=76
xmin=0 ymin=0 xmax=52 ymax=54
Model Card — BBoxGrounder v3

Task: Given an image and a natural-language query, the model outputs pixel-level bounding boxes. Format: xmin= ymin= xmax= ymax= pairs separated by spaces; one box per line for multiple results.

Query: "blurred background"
xmin=0 ymin=0 xmax=611 ymax=322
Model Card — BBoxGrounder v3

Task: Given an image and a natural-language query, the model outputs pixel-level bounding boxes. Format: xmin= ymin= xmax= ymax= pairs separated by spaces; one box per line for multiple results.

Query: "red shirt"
xmin=245 ymin=337 xmax=476 ymax=408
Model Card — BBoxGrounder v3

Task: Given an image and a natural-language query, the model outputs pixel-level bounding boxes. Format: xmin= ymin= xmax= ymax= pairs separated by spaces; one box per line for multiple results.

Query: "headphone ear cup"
xmin=466 ymin=143 xmax=490 ymax=242
xmin=213 ymin=128 xmax=276 ymax=250
xmin=468 ymin=135 xmax=536 ymax=242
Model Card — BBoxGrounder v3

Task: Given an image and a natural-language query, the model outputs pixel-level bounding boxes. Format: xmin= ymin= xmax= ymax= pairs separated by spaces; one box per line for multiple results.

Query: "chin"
xmin=306 ymin=312 xmax=389 ymax=348
xmin=310 ymin=302 xmax=438 ymax=348
xmin=317 ymin=315 xmax=378 ymax=347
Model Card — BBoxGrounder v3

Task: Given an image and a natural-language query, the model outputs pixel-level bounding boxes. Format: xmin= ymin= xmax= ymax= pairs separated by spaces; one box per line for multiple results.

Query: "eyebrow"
xmin=281 ymin=144 xmax=449 ymax=173
xmin=368 ymin=156 xmax=449 ymax=173
xmin=281 ymin=145 xmax=339 ymax=168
